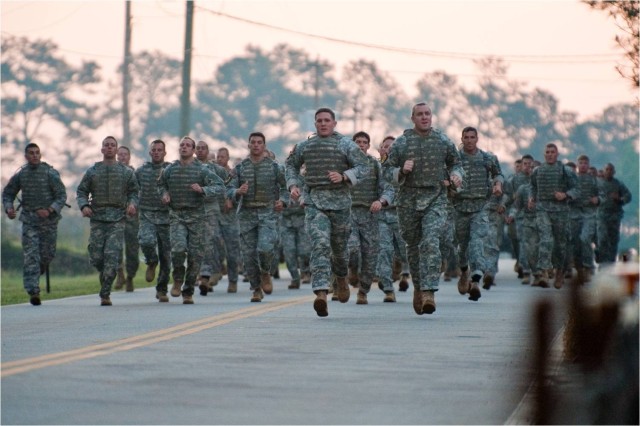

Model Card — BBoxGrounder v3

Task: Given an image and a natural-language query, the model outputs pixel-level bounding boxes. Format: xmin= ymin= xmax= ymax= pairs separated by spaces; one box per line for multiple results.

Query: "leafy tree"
xmin=1 ymin=35 xmax=101 ymax=184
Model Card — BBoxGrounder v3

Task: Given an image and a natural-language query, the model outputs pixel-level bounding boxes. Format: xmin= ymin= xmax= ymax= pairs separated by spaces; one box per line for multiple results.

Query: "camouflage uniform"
xmin=285 ymin=131 xmax=370 ymax=292
xmin=199 ymin=161 xmax=229 ymax=281
xmin=504 ymin=171 xmax=531 ymax=275
xmin=119 ymin=163 xmax=140 ymax=284
xmin=573 ymin=172 xmax=599 ymax=272
xmin=530 ymin=161 xmax=578 ymax=274
xmin=281 ymin=194 xmax=310 ymax=286
xmin=382 ymin=128 xmax=463 ymax=292
xmin=77 ymin=161 xmax=139 ymax=299
xmin=229 ymin=157 xmax=286 ymax=292
xmin=158 ymin=159 xmax=225 ymax=297
xmin=217 ymin=170 xmax=242 ymax=286
xmin=597 ymin=176 xmax=632 ymax=264
xmin=3 ymin=162 xmax=67 ymax=297
xmin=513 ymin=183 xmax=540 ymax=277
xmin=347 ymin=154 xmax=393 ymax=294
xmin=376 ymin=193 xmax=410 ymax=292
xmin=135 ymin=160 xmax=172 ymax=295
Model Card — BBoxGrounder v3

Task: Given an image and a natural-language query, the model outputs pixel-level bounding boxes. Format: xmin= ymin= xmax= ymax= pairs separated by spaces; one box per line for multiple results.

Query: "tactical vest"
xmin=458 ymin=150 xmax=496 ymax=199
xmin=577 ymin=174 xmax=598 ymax=209
xmin=165 ymin=161 xmax=205 ymax=209
xmin=303 ymin=134 xmax=348 ymax=189
xmin=350 ymin=156 xmax=380 ymax=207
xmin=138 ymin=162 xmax=169 ymax=211
xmin=19 ymin=163 xmax=54 ymax=210
xmin=91 ymin=162 xmax=130 ymax=208
xmin=536 ymin=162 xmax=566 ymax=201
xmin=237 ymin=158 xmax=278 ymax=207
xmin=402 ymin=129 xmax=448 ymax=188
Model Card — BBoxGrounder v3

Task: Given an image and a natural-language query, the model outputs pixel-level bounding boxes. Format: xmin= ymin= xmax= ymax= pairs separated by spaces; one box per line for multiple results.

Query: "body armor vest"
xmin=536 ymin=162 xmax=566 ymax=201
xmin=576 ymin=174 xmax=598 ymax=209
xmin=237 ymin=158 xmax=278 ymax=207
xmin=350 ymin=156 xmax=380 ymax=207
xmin=91 ymin=162 xmax=130 ymax=208
xmin=166 ymin=161 xmax=204 ymax=209
xmin=19 ymin=163 xmax=54 ymax=210
xmin=458 ymin=150 xmax=492 ymax=199
xmin=402 ymin=129 xmax=447 ymax=188
xmin=138 ymin=162 xmax=169 ymax=211
xmin=303 ymin=134 xmax=348 ymax=189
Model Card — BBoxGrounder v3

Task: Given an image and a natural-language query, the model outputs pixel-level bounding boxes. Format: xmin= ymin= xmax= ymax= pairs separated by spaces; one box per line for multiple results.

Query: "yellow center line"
xmin=1 ymin=295 xmax=312 ymax=378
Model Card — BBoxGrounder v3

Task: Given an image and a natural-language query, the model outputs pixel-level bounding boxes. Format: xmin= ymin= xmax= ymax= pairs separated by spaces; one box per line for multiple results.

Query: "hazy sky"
xmin=0 ymin=0 xmax=635 ymax=121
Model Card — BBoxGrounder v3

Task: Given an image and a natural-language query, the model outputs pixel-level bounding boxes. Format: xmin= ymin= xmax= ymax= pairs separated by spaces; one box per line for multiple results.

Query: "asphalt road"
xmin=1 ymin=257 xmax=568 ymax=425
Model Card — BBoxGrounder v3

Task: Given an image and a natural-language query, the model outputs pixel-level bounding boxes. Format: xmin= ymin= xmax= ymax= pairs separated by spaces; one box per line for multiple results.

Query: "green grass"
xmin=1 ymin=270 xmax=156 ymax=306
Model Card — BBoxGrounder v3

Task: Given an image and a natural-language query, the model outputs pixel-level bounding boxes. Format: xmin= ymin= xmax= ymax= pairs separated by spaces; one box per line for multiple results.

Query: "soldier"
xmin=135 ymin=139 xmax=172 ymax=302
xmin=513 ymin=179 xmax=540 ymax=286
xmin=77 ymin=136 xmax=139 ymax=306
xmin=3 ymin=143 xmax=67 ymax=306
xmin=346 ymin=131 xmax=393 ymax=304
xmin=573 ymin=155 xmax=599 ymax=281
xmin=281 ymin=183 xmax=311 ymax=290
xmin=195 ymin=140 xmax=229 ymax=295
xmin=506 ymin=159 xmax=524 ymax=278
xmin=597 ymin=163 xmax=632 ymax=265
xmin=528 ymin=143 xmax=578 ymax=289
xmin=382 ymin=102 xmax=463 ymax=316
xmin=228 ymin=132 xmax=286 ymax=303
xmin=376 ymin=136 xmax=411 ymax=295
xmin=285 ymin=107 xmax=370 ymax=317
xmin=157 ymin=136 xmax=226 ymax=304
xmin=216 ymin=146 xmax=242 ymax=293
xmin=452 ymin=127 xmax=504 ymax=301
xmin=114 ymin=145 xmax=140 ymax=292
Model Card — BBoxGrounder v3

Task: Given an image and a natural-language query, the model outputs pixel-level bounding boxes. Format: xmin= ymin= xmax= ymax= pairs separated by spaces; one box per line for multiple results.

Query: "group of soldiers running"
xmin=2 ymin=103 xmax=632 ymax=317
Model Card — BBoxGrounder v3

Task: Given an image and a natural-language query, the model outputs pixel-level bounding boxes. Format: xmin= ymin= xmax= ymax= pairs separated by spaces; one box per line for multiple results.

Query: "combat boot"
xmin=313 ymin=291 xmax=328 ymax=317
xmin=115 ymin=267 xmax=125 ymax=290
xmin=170 ymin=280 xmax=183 ymax=297
xmin=522 ymin=273 xmax=531 ymax=285
xmin=392 ymin=258 xmax=402 ymax=282
xmin=398 ymin=273 xmax=410 ymax=292
xmin=482 ymin=274 xmax=494 ymax=290
xmin=125 ymin=276 xmax=134 ymax=292
xmin=156 ymin=291 xmax=169 ymax=303
xmin=457 ymin=269 xmax=470 ymax=295
xmin=288 ymin=279 xmax=300 ymax=289
xmin=182 ymin=294 xmax=194 ymax=304
xmin=197 ymin=276 xmax=210 ymax=296
xmin=422 ymin=290 xmax=436 ymax=314
xmin=532 ymin=274 xmax=542 ymax=287
xmin=348 ymin=268 xmax=359 ymax=287
xmin=553 ymin=270 xmax=564 ymax=289
xmin=356 ymin=290 xmax=368 ymax=305
xmin=300 ymin=272 xmax=311 ymax=284
xmin=100 ymin=297 xmax=112 ymax=306
xmin=336 ymin=276 xmax=350 ymax=303
xmin=260 ymin=272 xmax=273 ymax=295
xmin=251 ymin=287 xmax=264 ymax=302
xmin=209 ymin=272 xmax=223 ymax=287
xmin=443 ymin=271 xmax=451 ymax=282
xmin=30 ymin=293 xmax=41 ymax=306
xmin=538 ymin=270 xmax=550 ymax=288
xmin=413 ymin=289 xmax=424 ymax=315
xmin=145 ymin=262 xmax=157 ymax=283
xmin=383 ymin=291 xmax=396 ymax=303
xmin=227 ymin=281 xmax=237 ymax=293
xmin=468 ymin=275 xmax=482 ymax=301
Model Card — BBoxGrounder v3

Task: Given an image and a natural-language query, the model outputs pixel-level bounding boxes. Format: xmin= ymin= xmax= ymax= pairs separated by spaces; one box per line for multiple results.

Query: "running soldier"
xmin=597 ymin=163 xmax=632 ymax=265
xmin=115 ymin=146 xmax=140 ymax=292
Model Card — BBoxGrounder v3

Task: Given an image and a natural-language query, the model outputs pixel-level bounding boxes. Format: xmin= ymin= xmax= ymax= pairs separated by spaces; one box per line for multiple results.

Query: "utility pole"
xmin=122 ymin=0 xmax=132 ymax=145
xmin=180 ymin=0 xmax=194 ymax=137
xmin=313 ymin=56 xmax=319 ymax=109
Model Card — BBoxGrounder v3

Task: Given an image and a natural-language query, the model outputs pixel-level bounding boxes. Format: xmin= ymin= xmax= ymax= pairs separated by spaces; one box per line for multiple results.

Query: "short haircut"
xmin=566 ymin=161 xmax=576 ymax=168
xmin=179 ymin=136 xmax=195 ymax=148
xmin=103 ymin=136 xmax=118 ymax=146
xmin=411 ymin=102 xmax=428 ymax=117
xmin=315 ymin=107 xmax=336 ymax=120
xmin=218 ymin=147 xmax=229 ymax=155
xmin=249 ymin=132 xmax=266 ymax=143
xmin=382 ymin=136 xmax=395 ymax=143
xmin=545 ymin=143 xmax=558 ymax=151
xmin=118 ymin=146 xmax=131 ymax=154
xmin=521 ymin=154 xmax=534 ymax=161
xmin=577 ymin=154 xmax=590 ymax=162
xmin=196 ymin=140 xmax=209 ymax=149
xmin=461 ymin=126 xmax=477 ymax=136
xmin=352 ymin=131 xmax=370 ymax=143
xmin=25 ymin=143 xmax=40 ymax=153
xmin=515 ymin=159 xmax=522 ymax=164
xmin=150 ymin=139 xmax=165 ymax=149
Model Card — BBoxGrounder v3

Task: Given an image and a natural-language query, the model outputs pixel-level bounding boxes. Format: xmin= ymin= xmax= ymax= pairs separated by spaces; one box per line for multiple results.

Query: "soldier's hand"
xmin=496 ymin=205 xmax=506 ymax=214
xmin=589 ymin=196 xmax=599 ymax=206
xmin=223 ymin=198 xmax=233 ymax=213
xmin=81 ymin=206 xmax=93 ymax=217
xmin=450 ymin=174 xmax=462 ymax=188
xmin=6 ymin=208 xmax=16 ymax=220
xmin=190 ymin=183 xmax=203 ymax=193
xmin=554 ymin=191 xmax=567 ymax=201
xmin=274 ymin=200 xmax=284 ymax=212
xmin=161 ymin=193 xmax=171 ymax=205
xmin=327 ymin=171 xmax=343 ymax=183
xmin=370 ymin=200 xmax=383 ymax=213
xmin=505 ymin=215 xmax=514 ymax=224
xmin=35 ymin=208 xmax=50 ymax=218
xmin=492 ymin=182 xmax=503 ymax=197
xmin=237 ymin=182 xmax=249 ymax=195
xmin=402 ymin=159 xmax=414 ymax=174
xmin=126 ymin=204 xmax=137 ymax=216
xmin=290 ymin=186 xmax=300 ymax=201
xmin=527 ymin=198 xmax=535 ymax=210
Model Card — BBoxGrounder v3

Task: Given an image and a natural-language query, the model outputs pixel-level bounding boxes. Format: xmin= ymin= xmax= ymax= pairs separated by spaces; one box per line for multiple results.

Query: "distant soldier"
xmin=572 ymin=155 xmax=599 ymax=281
xmin=285 ymin=107 xmax=370 ymax=317
xmin=597 ymin=163 xmax=632 ymax=265
xmin=529 ymin=143 xmax=578 ymax=289
xmin=382 ymin=103 xmax=463 ymax=315
xmin=135 ymin=139 xmax=172 ymax=302
xmin=115 ymin=145 xmax=140 ymax=292
xmin=77 ymin=136 xmax=139 ymax=306
xmin=228 ymin=132 xmax=287 ymax=303
xmin=3 ymin=143 xmax=67 ymax=306
xmin=281 ymin=186 xmax=311 ymax=290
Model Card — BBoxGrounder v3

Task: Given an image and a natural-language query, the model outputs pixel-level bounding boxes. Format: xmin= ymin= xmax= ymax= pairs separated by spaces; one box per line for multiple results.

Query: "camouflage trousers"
xmin=170 ymin=209 xmax=205 ymax=296
xmin=238 ymin=207 xmax=279 ymax=290
xmin=536 ymin=210 xmax=569 ymax=271
xmin=597 ymin=215 xmax=622 ymax=264
xmin=520 ymin=216 xmax=540 ymax=274
xmin=455 ymin=205 xmax=501 ymax=278
xmin=440 ymin=205 xmax=457 ymax=274
xmin=347 ymin=207 xmax=380 ymax=293
xmin=218 ymin=218 xmax=241 ymax=283
xmin=397 ymin=196 xmax=448 ymax=292
xmin=567 ymin=212 xmax=582 ymax=272
xmin=507 ymin=220 xmax=519 ymax=261
xmin=578 ymin=213 xmax=597 ymax=270
xmin=304 ymin=205 xmax=351 ymax=292
xmin=199 ymin=208 xmax=223 ymax=278
xmin=282 ymin=214 xmax=310 ymax=282
xmin=21 ymin=221 xmax=58 ymax=295
xmin=138 ymin=213 xmax=171 ymax=294
xmin=88 ymin=219 xmax=125 ymax=298
xmin=121 ymin=215 xmax=140 ymax=278
xmin=377 ymin=212 xmax=409 ymax=292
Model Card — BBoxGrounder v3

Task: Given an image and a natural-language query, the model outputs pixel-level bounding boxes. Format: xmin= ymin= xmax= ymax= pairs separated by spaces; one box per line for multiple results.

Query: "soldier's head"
xmin=217 ymin=147 xmax=230 ymax=167
xmin=588 ymin=166 xmax=598 ymax=177
xmin=461 ymin=126 xmax=479 ymax=154
xmin=411 ymin=103 xmax=432 ymax=134
xmin=178 ymin=136 xmax=196 ymax=160
xmin=521 ymin=154 xmax=534 ymax=175
xmin=379 ymin=136 xmax=395 ymax=158
xmin=514 ymin=159 xmax=522 ymax=173
xmin=543 ymin=143 xmax=558 ymax=165
xmin=149 ymin=139 xmax=166 ymax=164
xmin=117 ymin=146 xmax=131 ymax=165
xmin=264 ymin=149 xmax=276 ymax=160
xmin=314 ymin=108 xmax=337 ymax=137
xmin=24 ymin=143 xmax=41 ymax=166
xmin=353 ymin=131 xmax=370 ymax=154
xmin=248 ymin=132 xmax=266 ymax=158
xmin=577 ymin=155 xmax=590 ymax=174
xmin=101 ymin=136 xmax=118 ymax=160
xmin=196 ymin=140 xmax=210 ymax=162
xmin=603 ymin=163 xmax=615 ymax=180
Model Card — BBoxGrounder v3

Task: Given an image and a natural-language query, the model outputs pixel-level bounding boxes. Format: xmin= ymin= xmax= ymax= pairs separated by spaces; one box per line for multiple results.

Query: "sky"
xmin=1 ymin=0 xmax=636 ymax=123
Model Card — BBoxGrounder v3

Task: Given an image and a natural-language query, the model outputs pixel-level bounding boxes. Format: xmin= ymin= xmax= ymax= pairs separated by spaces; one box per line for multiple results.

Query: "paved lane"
xmin=1 ymin=258 xmax=566 ymax=425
